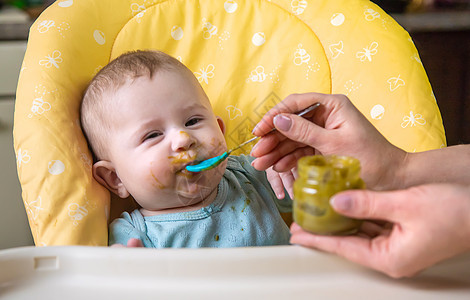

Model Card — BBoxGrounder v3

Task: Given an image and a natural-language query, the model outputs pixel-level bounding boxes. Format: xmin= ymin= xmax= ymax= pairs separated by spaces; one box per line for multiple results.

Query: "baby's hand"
xmin=110 ymin=238 xmax=144 ymax=248
xmin=266 ymin=166 xmax=297 ymax=199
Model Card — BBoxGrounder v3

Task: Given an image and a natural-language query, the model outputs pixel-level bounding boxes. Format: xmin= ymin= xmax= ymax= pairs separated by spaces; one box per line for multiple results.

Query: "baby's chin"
xmin=179 ymin=160 xmax=225 ymax=185
xmin=175 ymin=180 xmax=217 ymax=202
xmin=139 ymin=189 xmax=215 ymax=216
xmin=141 ymin=162 xmax=226 ymax=214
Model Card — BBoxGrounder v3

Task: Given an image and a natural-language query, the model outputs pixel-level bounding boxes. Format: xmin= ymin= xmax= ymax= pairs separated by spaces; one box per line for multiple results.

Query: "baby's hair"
xmin=80 ymin=50 xmax=191 ymax=161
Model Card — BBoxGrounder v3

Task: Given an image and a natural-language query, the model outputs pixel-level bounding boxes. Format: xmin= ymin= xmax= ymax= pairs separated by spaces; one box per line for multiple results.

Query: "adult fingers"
xmin=252 ymin=93 xmax=333 ymax=136
xmin=272 ymin=147 xmax=315 ymax=172
xmin=251 ymin=139 xmax=306 ymax=171
xmin=272 ymin=113 xmax=330 ymax=151
xmin=330 ymin=189 xmax=409 ymax=223
xmin=359 ymin=221 xmax=389 ymax=238
xmin=251 ymin=131 xmax=285 ymax=158
xmin=290 ymin=223 xmax=377 ymax=264
xmin=290 ymin=223 xmax=394 ymax=274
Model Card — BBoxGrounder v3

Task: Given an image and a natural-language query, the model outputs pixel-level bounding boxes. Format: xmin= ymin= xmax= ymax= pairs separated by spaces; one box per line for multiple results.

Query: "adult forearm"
xmin=398 ymin=144 xmax=470 ymax=189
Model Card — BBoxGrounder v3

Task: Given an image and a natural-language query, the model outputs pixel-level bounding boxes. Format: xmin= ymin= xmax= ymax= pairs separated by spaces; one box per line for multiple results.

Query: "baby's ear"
xmin=216 ymin=116 xmax=225 ymax=134
xmin=92 ymin=161 xmax=130 ymax=199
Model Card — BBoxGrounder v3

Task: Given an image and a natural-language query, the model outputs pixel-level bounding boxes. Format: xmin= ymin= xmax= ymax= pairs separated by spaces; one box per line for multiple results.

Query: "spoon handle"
xmin=227 ymin=135 xmax=262 ymax=155
xmin=228 ymin=102 xmax=320 ymax=154
xmin=185 ymin=103 xmax=320 ymax=172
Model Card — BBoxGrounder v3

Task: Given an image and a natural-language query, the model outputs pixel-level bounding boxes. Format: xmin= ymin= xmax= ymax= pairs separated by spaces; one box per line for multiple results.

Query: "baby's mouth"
xmin=169 ymin=151 xmax=195 ymax=163
xmin=169 ymin=151 xmax=197 ymax=170
xmin=179 ymin=167 xmax=195 ymax=177
xmin=177 ymin=159 xmax=204 ymax=178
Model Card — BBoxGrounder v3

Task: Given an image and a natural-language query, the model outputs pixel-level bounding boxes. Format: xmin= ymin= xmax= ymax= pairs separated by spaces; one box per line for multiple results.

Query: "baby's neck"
xmin=139 ymin=187 xmax=218 ymax=217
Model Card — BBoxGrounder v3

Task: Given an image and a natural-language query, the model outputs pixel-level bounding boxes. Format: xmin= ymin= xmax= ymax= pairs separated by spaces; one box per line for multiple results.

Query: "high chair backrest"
xmin=14 ymin=0 xmax=445 ymax=246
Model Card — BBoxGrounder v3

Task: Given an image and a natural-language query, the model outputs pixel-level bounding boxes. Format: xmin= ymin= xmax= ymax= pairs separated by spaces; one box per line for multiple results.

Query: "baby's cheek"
xmin=211 ymin=160 xmax=227 ymax=180
xmin=209 ymin=137 xmax=227 ymax=153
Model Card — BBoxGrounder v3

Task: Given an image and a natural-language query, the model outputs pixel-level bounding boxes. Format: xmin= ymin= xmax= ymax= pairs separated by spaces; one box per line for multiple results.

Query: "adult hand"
xmin=251 ymin=93 xmax=406 ymax=191
xmin=290 ymin=183 xmax=470 ymax=278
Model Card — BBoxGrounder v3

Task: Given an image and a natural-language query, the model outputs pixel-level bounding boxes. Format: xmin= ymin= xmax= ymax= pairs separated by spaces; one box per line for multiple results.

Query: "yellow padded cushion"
xmin=14 ymin=0 xmax=445 ymax=246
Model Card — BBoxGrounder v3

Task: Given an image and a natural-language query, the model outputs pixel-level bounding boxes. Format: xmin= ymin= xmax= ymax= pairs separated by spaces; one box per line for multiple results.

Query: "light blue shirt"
xmin=109 ymin=155 xmax=292 ymax=247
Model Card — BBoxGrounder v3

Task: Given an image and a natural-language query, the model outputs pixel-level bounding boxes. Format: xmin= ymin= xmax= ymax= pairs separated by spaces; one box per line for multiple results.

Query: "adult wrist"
xmin=393 ymin=150 xmax=410 ymax=189
xmin=378 ymin=146 xmax=408 ymax=191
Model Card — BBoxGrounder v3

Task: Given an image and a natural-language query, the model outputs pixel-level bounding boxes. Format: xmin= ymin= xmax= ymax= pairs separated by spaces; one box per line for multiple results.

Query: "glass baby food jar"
xmin=293 ymin=155 xmax=365 ymax=235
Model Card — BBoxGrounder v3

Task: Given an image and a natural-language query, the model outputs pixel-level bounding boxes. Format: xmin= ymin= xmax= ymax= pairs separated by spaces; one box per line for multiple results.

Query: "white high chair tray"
xmin=0 ymin=245 xmax=469 ymax=299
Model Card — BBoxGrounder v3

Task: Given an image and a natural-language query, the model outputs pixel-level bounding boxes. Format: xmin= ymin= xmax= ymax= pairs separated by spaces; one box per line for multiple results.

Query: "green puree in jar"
xmin=293 ymin=155 xmax=365 ymax=235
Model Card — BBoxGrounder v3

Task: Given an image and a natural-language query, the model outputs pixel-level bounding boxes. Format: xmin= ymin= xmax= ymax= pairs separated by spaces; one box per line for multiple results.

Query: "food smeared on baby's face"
xmin=209 ymin=138 xmax=225 ymax=151
xmin=179 ymin=130 xmax=190 ymax=138
xmin=168 ymin=151 xmax=194 ymax=165
xmin=168 ymin=132 xmax=207 ymax=165
xmin=168 ymin=151 xmax=197 ymax=179
xmin=149 ymin=162 xmax=165 ymax=189
xmin=179 ymin=168 xmax=195 ymax=178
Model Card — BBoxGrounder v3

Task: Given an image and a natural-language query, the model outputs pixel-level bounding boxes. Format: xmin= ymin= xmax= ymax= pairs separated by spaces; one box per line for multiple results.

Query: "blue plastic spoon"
xmin=186 ymin=102 xmax=320 ymax=172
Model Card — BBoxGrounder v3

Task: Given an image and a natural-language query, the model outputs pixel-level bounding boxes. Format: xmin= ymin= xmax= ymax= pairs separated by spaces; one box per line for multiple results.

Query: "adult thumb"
xmin=273 ymin=113 xmax=326 ymax=147
xmin=330 ymin=189 xmax=406 ymax=223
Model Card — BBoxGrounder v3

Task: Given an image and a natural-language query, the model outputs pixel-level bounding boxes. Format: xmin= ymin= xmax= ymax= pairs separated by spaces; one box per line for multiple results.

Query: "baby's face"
xmin=106 ymin=70 xmax=227 ymax=213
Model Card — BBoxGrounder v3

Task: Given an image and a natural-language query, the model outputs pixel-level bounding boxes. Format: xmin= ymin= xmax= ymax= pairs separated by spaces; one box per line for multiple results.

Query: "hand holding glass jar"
xmin=251 ymin=92 xmax=470 ymax=278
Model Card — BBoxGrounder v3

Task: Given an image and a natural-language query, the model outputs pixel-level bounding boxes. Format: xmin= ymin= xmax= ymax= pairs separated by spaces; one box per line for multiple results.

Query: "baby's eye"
xmin=185 ymin=117 xmax=202 ymax=127
xmin=143 ymin=131 xmax=162 ymax=141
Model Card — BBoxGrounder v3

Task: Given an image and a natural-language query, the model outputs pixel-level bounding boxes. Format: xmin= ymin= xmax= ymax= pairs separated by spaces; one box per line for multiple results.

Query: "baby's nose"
xmin=171 ymin=130 xmax=195 ymax=151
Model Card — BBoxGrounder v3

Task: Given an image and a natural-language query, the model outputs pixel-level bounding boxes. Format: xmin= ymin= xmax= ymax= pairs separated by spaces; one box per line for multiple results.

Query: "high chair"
xmin=13 ymin=0 xmax=446 ymax=247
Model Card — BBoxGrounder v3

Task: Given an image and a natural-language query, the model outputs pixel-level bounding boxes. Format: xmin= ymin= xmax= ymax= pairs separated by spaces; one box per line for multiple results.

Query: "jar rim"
xmin=297 ymin=155 xmax=361 ymax=181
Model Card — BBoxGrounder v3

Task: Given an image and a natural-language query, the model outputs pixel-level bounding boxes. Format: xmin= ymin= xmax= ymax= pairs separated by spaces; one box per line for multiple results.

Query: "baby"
xmin=81 ymin=50 xmax=291 ymax=247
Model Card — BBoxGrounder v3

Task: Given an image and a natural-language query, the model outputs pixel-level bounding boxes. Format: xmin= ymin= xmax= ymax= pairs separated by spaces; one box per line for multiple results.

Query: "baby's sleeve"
xmin=108 ymin=211 xmax=154 ymax=247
